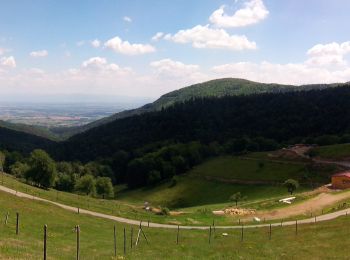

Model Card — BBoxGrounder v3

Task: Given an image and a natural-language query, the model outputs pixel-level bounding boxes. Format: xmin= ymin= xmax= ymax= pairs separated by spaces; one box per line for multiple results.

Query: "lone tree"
xmin=75 ymin=174 xmax=96 ymax=196
xmin=284 ymin=179 xmax=299 ymax=195
xmin=25 ymin=149 xmax=56 ymax=189
xmin=230 ymin=192 xmax=242 ymax=206
xmin=95 ymin=177 xmax=114 ymax=199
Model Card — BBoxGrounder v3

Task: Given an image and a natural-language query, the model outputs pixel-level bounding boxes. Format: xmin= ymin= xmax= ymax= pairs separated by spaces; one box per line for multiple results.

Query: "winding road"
xmin=1 ymin=184 xmax=350 ymax=230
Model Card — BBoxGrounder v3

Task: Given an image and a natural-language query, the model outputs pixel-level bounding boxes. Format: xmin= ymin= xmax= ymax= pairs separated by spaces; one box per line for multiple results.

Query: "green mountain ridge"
xmin=63 ymin=78 xmax=340 ymax=138
xmin=0 ymin=78 xmax=344 ymax=143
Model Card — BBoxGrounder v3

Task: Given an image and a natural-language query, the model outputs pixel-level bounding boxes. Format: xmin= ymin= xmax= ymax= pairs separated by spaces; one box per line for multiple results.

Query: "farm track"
xmin=1 ymin=184 xmax=350 ymax=230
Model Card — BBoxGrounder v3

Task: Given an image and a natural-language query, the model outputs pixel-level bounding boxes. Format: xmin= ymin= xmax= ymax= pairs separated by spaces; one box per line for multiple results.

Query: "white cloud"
xmin=104 ymin=36 xmax=156 ymax=55
xmin=209 ymin=0 xmax=269 ymax=28
xmin=306 ymin=41 xmax=350 ymax=66
xmin=91 ymin=39 xmax=101 ymax=48
xmin=211 ymin=61 xmax=350 ymax=85
xmin=30 ymin=50 xmax=48 ymax=57
xmin=151 ymin=58 xmax=201 ymax=77
xmin=152 ymin=32 xmax=164 ymax=41
xmin=1 ymin=56 xmax=16 ymax=68
xmin=165 ymin=25 xmax=256 ymax=50
xmin=81 ymin=56 xmax=132 ymax=75
xmin=149 ymin=59 xmax=209 ymax=93
xmin=123 ymin=16 xmax=132 ymax=22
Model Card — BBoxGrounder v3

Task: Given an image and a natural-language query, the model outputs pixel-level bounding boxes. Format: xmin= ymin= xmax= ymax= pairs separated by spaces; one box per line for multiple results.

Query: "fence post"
xmin=4 ymin=212 xmax=9 ymax=225
xmin=16 ymin=212 xmax=19 ymax=235
xmin=314 ymin=216 xmax=317 ymax=223
xmin=123 ymin=227 xmax=126 ymax=255
xmin=76 ymin=225 xmax=80 ymax=260
xmin=269 ymin=224 xmax=272 ymax=240
xmin=209 ymin=226 xmax=212 ymax=244
xmin=131 ymin=227 xmax=133 ymax=249
xmin=44 ymin=225 xmax=47 ymax=260
xmin=177 ymin=225 xmax=180 ymax=245
xmin=113 ymin=225 xmax=117 ymax=257
xmin=295 ymin=220 xmax=298 ymax=235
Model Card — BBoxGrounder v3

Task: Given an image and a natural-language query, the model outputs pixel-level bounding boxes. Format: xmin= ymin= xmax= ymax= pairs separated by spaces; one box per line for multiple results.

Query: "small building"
xmin=332 ymin=172 xmax=350 ymax=189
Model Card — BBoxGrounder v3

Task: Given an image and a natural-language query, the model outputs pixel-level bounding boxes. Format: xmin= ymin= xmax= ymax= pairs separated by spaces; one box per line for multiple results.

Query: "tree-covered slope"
xmin=56 ymin=84 xmax=350 ymax=161
xmin=66 ymin=78 xmax=335 ymax=137
xmin=0 ymin=120 xmax=58 ymax=140
xmin=0 ymin=126 xmax=55 ymax=153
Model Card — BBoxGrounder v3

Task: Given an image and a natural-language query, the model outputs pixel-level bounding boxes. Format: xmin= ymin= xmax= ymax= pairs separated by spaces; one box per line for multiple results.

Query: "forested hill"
xmin=0 ymin=126 xmax=55 ymax=153
xmin=65 ymin=78 xmax=336 ymax=137
xmin=0 ymin=120 xmax=58 ymax=141
xmin=56 ymin=84 xmax=350 ymax=162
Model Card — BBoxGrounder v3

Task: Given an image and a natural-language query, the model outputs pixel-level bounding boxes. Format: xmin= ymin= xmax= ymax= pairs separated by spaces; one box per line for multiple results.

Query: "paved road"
xmin=1 ymin=184 xmax=349 ymax=230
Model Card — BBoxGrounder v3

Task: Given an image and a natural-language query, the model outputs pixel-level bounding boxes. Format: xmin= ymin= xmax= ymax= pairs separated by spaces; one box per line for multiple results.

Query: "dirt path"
xmin=1 ymin=184 xmax=350 ymax=230
xmin=255 ymin=191 xmax=350 ymax=220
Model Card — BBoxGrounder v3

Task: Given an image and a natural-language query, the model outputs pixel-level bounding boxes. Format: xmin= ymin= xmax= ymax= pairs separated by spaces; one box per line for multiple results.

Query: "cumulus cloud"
xmin=123 ymin=16 xmax=132 ymax=22
xmin=164 ymin=25 xmax=256 ymax=50
xmin=211 ymin=61 xmax=350 ymax=85
xmin=104 ymin=36 xmax=156 ymax=55
xmin=209 ymin=0 xmax=269 ymax=28
xmin=30 ymin=50 xmax=48 ymax=57
xmin=148 ymin=59 xmax=209 ymax=92
xmin=81 ymin=56 xmax=132 ymax=74
xmin=91 ymin=39 xmax=101 ymax=48
xmin=306 ymin=41 xmax=350 ymax=66
xmin=0 ymin=56 xmax=16 ymax=68
xmin=152 ymin=32 xmax=164 ymax=41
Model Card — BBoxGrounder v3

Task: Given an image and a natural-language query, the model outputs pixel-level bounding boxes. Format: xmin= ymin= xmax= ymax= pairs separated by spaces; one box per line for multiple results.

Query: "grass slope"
xmin=1 ymin=190 xmax=350 ymax=259
xmin=313 ymin=143 xmax=350 ymax=160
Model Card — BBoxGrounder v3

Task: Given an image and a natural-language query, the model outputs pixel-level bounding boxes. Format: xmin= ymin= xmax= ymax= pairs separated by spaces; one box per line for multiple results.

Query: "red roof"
xmin=332 ymin=172 xmax=350 ymax=178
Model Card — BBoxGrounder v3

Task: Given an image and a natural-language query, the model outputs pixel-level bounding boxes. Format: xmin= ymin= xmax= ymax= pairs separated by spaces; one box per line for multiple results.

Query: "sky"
xmin=0 ymin=0 xmax=350 ymax=100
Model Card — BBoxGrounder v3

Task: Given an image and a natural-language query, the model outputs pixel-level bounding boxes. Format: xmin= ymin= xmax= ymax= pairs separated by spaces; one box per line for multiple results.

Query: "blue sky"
xmin=0 ymin=0 xmax=350 ymax=100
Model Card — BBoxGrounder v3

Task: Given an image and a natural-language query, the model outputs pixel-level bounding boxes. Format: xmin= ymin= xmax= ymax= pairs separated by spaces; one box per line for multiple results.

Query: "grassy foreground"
xmin=1 ymin=190 xmax=350 ymax=259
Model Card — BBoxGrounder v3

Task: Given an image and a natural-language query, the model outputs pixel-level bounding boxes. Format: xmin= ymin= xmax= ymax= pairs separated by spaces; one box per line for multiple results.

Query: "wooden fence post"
xmin=131 ymin=227 xmax=133 ymax=249
xmin=113 ymin=225 xmax=117 ymax=257
xmin=123 ymin=227 xmax=126 ymax=255
xmin=209 ymin=226 xmax=212 ymax=244
xmin=4 ymin=212 xmax=9 ymax=225
xmin=177 ymin=225 xmax=180 ymax=245
xmin=16 ymin=212 xmax=19 ymax=235
xmin=44 ymin=225 xmax=47 ymax=260
xmin=269 ymin=224 xmax=272 ymax=240
xmin=76 ymin=225 xmax=80 ymax=260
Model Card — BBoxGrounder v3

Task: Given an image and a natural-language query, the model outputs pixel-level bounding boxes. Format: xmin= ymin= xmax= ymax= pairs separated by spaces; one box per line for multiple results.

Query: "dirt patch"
xmin=251 ymin=190 xmax=350 ymax=220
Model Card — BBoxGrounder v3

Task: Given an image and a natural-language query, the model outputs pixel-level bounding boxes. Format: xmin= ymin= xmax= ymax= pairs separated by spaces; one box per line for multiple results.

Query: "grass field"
xmin=313 ymin=143 xmax=350 ymax=160
xmin=1 ymin=151 xmax=336 ymax=227
xmin=188 ymin=155 xmax=308 ymax=181
xmin=1 ymin=190 xmax=350 ymax=259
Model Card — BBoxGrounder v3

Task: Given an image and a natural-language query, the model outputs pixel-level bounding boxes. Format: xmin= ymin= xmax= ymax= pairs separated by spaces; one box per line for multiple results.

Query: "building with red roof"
xmin=332 ymin=172 xmax=350 ymax=189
